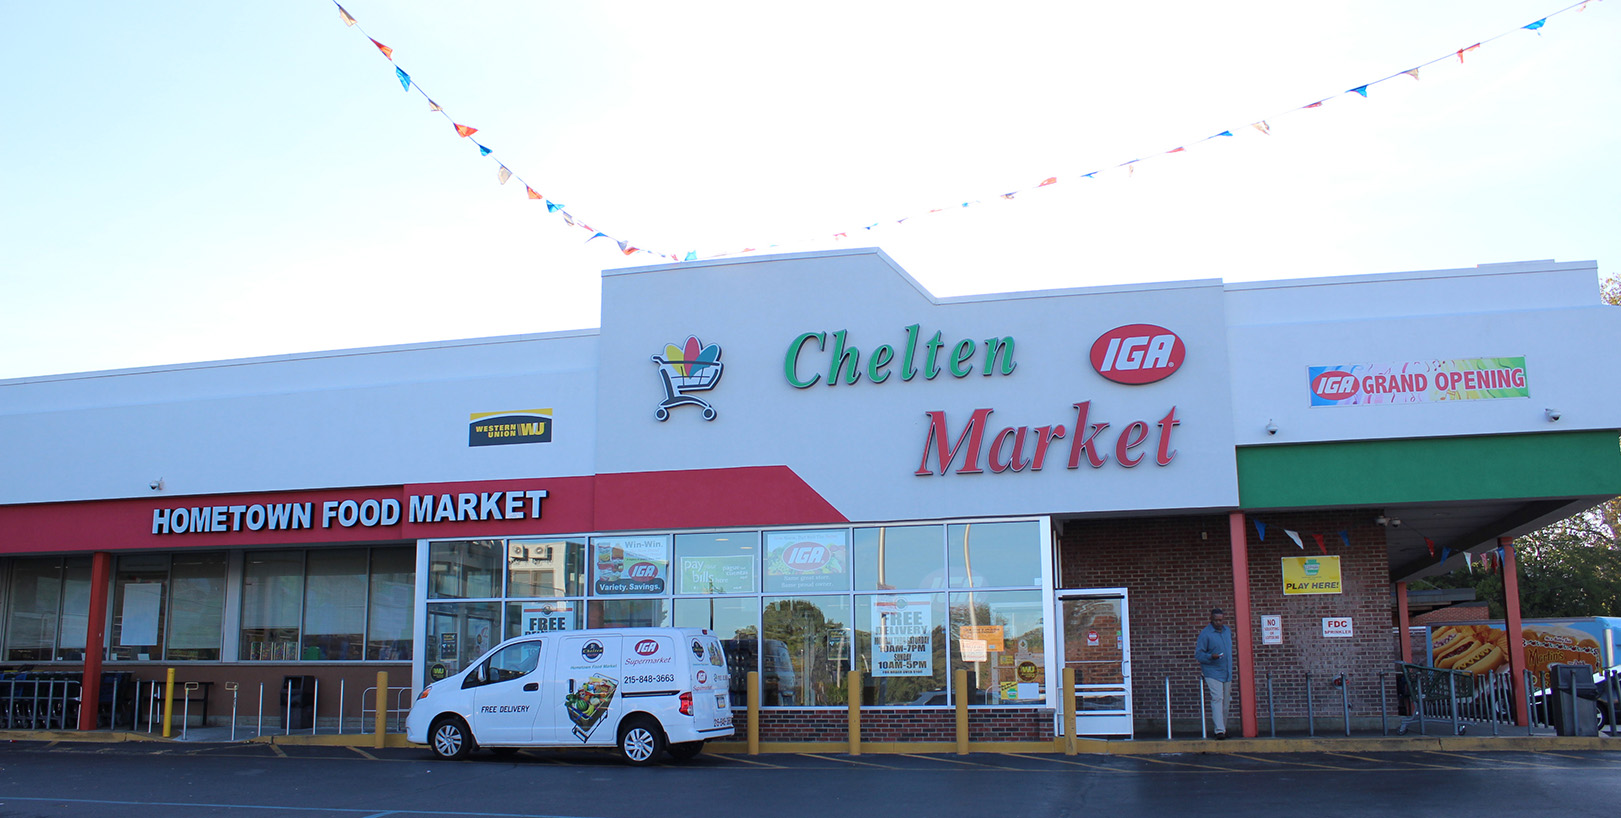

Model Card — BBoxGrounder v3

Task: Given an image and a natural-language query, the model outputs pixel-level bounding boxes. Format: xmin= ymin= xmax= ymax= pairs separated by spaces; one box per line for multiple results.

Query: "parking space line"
xmin=1125 ymin=756 xmax=1242 ymax=771
xmin=1223 ymin=752 xmax=1351 ymax=770
xmin=348 ymin=747 xmax=379 ymax=760
xmin=896 ymin=753 xmax=1017 ymax=770
xmin=1003 ymin=752 xmax=1123 ymax=771
xmin=797 ymin=753 xmax=897 ymax=768
xmin=268 ymin=743 xmax=287 ymax=758
xmin=704 ymin=754 xmax=784 ymax=768
xmin=1325 ymin=751 xmax=1457 ymax=769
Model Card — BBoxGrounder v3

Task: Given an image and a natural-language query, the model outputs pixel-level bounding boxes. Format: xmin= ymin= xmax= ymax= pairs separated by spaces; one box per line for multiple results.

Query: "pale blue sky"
xmin=2 ymin=1 xmax=1616 ymax=379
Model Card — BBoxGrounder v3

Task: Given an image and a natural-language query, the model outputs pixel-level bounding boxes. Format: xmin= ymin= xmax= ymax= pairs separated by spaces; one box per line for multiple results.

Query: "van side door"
xmin=466 ymin=638 xmax=547 ymax=745
xmin=552 ymin=634 xmax=623 ymax=746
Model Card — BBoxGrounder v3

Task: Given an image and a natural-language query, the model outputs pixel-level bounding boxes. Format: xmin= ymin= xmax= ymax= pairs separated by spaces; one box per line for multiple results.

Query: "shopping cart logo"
xmin=651 ymin=335 xmax=724 ymax=421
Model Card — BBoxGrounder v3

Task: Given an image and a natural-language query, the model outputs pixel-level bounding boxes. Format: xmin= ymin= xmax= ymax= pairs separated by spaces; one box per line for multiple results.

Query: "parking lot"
xmin=0 ymin=740 xmax=1618 ymax=817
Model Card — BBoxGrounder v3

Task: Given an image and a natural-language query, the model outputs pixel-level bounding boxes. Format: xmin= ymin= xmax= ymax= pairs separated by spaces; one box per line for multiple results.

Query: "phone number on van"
xmin=625 ymin=673 xmax=676 ymax=685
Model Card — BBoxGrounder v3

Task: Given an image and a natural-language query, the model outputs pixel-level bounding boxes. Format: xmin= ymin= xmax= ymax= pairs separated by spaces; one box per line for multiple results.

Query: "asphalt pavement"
xmin=0 ymin=739 xmax=1617 ymax=817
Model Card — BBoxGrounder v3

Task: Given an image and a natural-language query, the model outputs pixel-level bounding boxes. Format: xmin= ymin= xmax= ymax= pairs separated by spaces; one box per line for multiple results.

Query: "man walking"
xmin=1195 ymin=607 xmax=1233 ymax=739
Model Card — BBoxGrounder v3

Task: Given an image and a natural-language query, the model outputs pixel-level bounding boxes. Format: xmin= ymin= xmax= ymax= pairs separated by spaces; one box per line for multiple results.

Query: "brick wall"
xmin=732 ymin=707 xmax=1053 ymax=743
xmin=1058 ymin=510 xmax=1394 ymax=731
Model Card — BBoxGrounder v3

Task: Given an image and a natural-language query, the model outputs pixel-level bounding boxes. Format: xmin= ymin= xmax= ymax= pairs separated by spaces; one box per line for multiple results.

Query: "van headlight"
xmin=417 ymin=685 xmax=433 ymax=701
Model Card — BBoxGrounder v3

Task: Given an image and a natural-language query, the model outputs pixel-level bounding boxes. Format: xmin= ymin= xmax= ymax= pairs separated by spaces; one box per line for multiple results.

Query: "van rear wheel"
xmin=429 ymin=716 xmax=474 ymax=761
xmin=667 ymin=740 xmax=704 ymax=761
xmin=618 ymin=717 xmax=666 ymax=766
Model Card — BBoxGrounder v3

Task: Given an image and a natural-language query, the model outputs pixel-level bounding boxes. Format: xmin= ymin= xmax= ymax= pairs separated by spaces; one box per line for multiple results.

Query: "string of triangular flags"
xmin=1466 ymin=545 xmax=1512 ymax=575
xmin=331 ymin=0 xmax=1605 ymax=263
xmin=1251 ymin=519 xmax=1349 ymax=556
xmin=331 ymin=2 xmax=682 ymax=261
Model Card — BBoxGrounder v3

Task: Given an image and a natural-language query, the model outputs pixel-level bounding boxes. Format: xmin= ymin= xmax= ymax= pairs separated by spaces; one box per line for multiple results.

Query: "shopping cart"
xmin=651 ymin=354 xmax=723 ymax=421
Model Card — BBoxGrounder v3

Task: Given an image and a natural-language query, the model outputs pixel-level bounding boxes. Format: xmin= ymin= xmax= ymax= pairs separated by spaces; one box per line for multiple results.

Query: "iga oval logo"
xmin=1311 ymin=370 xmax=1360 ymax=401
xmin=634 ymin=639 xmax=660 ymax=656
xmin=782 ymin=542 xmax=831 ymax=572
xmin=1090 ymin=325 xmax=1185 ymax=384
xmin=628 ymin=561 xmax=660 ymax=579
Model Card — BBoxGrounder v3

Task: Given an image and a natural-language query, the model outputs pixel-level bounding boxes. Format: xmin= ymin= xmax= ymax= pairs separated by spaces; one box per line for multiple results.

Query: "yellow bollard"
xmin=746 ymin=671 xmax=760 ymax=755
xmin=847 ymin=669 xmax=862 ymax=756
xmin=955 ymin=668 xmax=969 ymax=755
xmin=162 ymin=668 xmax=176 ymax=738
xmin=1062 ymin=667 xmax=1078 ymax=756
xmin=374 ymin=671 xmax=388 ymax=749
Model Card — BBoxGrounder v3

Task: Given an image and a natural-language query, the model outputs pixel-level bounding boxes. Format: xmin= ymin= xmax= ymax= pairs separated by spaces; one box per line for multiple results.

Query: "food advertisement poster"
xmin=592 ymin=536 xmax=668 ymax=595
xmin=1307 ymin=357 xmax=1529 ymax=407
xmin=1281 ymin=556 xmax=1342 ymax=595
xmin=872 ymin=595 xmax=933 ymax=677
xmin=1430 ymin=620 xmax=1612 ymax=676
xmin=561 ymin=635 xmax=621 ymax=743
xmin=764 ymin=530 xmax=848 ymax=592
xmin=679 ymin=554 xmax=754 ymax=595
xmin=960 ymin=625 xmax=1006 ymax=652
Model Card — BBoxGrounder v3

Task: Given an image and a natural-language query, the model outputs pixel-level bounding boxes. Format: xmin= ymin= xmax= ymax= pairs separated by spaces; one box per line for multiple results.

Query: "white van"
xmin=406 ymin=628 xmax=734 ymax=765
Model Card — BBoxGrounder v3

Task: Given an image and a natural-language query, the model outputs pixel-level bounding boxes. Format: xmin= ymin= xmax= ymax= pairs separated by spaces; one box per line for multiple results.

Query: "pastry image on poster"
xmin=564 ymin=675 xmax=619 ymax=742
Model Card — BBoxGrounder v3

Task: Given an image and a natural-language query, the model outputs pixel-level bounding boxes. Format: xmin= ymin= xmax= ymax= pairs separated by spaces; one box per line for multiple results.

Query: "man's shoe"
xmin=1215 ymin=732 xmax=1227 ymax=740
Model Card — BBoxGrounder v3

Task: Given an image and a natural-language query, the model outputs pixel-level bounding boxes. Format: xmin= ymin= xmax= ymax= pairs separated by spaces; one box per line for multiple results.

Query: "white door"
xmin=1059 ymin=590 xmax=1132 ymax=737
xmin=468 ymin=639 xmax=547 ymax=745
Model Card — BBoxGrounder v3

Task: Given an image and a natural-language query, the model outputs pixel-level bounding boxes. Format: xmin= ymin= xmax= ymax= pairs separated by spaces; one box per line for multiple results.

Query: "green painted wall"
xmin=1237 ymin=431 xmax=1621 ymax=509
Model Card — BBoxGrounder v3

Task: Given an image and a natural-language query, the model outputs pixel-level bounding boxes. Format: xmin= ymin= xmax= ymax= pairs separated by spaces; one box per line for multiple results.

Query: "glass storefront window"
xmin=762 ymin=595 xmax=852 ymax=706
xmin=166 ymin=552 xmax=226 ymax=661
xmin=507 ymin=539 xmax=585 ymax=598
xmin=762 ymin=530 xmax=850 ymax=594
xmin=367 ymin=547 xmax=415 ymax=660
xmin=302 ymin=549 xmax=368 ymax=660
xmin=587 ymin=599 xmax=670 ymax=629
xmin=854 ymin=525 xmax=944 ymax=591
xmin=4 ymin=559 xmax=63 ymax=661
xmin=675 ymin=532 xmax=758 ymax=595
xmin=505 ymin=600 xmax=581 ymax=639
xmin=854 ymin=593 xmax=947 ymax=705
xmin=949 ymin=589 xmax=1045 ymax=705
xmin=241 ymin=551 xmax=304 ymax=661
xmin=56 ymin=557 xmax=92 ymax=661
xmin=429 ymin=540 xmax=499 ymax=599
xmin=948 ymin=521 xmax=1041 ymax=589
xmin=674 ymin=596 xmax=756 ymax=706
xmin=111 ymin=554 xmax=169 ymax=661
xmin=590 ymin=535 xmax=669 ymax=596
xmin=426 ymin=601 xmax=500 ymax=681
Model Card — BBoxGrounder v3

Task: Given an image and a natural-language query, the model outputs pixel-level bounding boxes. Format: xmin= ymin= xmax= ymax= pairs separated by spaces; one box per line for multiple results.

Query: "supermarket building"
xmin=1 ymin=247 xmax=1619 ymax=741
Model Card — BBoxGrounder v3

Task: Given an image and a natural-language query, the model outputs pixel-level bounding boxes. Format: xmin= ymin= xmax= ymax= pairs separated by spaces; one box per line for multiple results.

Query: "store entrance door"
xmin=1059 ymin=589 xmax=1132 ymax=737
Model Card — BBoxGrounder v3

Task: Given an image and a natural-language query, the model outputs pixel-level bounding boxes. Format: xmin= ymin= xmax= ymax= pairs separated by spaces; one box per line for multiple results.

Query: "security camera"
xmin=1389 ymin=518 xmax=1402 ymax=528
xmin=149 ymin=478 xmax=164 ymax=491
xmin=1265 ymin=420 xmax=1278 ymax=436
xmin=1545 ymin=408 xmax=1561 ymax=422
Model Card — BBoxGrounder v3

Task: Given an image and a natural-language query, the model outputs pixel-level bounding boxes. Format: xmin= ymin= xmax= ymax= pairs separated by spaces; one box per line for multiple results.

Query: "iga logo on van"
xmin=634 ymin=639 xmax=660 ymax=656
xmin=1090 ymin=324 xmax=1185 ymax=385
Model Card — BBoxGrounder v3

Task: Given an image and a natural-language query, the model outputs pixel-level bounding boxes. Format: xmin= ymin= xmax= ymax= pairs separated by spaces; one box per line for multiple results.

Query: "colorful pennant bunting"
xmin=1254 ymin=520 xmax=1267 ymax=541
xmin=1312 ymin=533 xmax=1327 ymax=555
xmin=1284 ymin=530 xmax=1304 ymax=550
xmin=1425 ymin=537 xmax=1436 ymax=557
xmin=327 ymin=0 xmax=1594 ymax=263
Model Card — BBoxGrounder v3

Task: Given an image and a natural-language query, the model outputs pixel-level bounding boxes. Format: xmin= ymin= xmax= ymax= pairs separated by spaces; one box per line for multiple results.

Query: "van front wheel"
xmin=618 ymin=717 xmax=666 ymax=766
xmin=430 ymin=716 xmax=474 ymax=761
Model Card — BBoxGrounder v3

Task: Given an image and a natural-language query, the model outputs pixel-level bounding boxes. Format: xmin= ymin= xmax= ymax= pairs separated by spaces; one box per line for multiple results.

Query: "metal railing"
xmin=0 ymin=675 xmax=82 ymax=730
